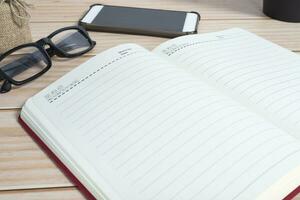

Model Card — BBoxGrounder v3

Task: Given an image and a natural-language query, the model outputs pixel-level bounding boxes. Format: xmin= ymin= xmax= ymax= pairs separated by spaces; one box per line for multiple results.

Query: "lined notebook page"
xmin=154 ymin=28 xmax=300 ymax=139
xmin=30 ymin=44 xmax=300 ymax=200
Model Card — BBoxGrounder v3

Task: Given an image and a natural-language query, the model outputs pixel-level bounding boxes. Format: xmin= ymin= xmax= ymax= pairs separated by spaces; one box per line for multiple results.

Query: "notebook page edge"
xmin=256 ymin=164 xmax=300 ymax=200
xmin=20 ymin=97 xmax=111 ymax=200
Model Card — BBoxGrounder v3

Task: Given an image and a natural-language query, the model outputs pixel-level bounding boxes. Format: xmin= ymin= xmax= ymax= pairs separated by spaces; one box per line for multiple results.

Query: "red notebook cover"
xmin=284 ymin=186 xmax=300 ymax=200
xmin=18 ymin=115 xmax=300 ymax=200
xmin=18 ymin=116 xmax=96 ymax=200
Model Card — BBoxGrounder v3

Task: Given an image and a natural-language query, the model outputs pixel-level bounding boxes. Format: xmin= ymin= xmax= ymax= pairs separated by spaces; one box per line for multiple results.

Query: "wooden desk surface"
xmin=1 ymin=0 xmax=300 ymax=199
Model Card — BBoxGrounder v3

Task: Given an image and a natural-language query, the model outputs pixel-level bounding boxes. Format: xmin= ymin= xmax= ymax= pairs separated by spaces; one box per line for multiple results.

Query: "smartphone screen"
xmin=81 ymin=5 xmax=199 ymax=37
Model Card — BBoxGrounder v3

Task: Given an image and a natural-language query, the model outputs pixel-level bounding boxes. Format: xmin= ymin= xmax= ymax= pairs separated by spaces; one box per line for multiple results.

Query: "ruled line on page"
xmin=157 ymin=29 xmax=300 ymax=136
xmin=93 ymin=86 xmax=222 ymax=152
xmin=175 ymin=134 xmax=290 ymax=200
xmin=231 ymin=148 xmax=300 ymax=200
xmin=142 ymin=125 xmax=278 ymax=199
xmin=133 ymin=111 xmax=259 ymax=187
xmin=115 ymin=113 xmax=254 ymax=171
xmin=184 ymin=46 xmax=283 ymax=82
xmin=83 ymin=78 xmax=209 ymax=143
xmin=177 ymin=34 xmax=275 ymax=66
xmin=162 ymin=32 xmax=246 ymax=58
xmin=209 ymin=140 xmax=299 ymax=200
xmin=184 ymin=44 xmax=276 ymax=76
xmin=70 ymin=64 xmax=176 ymax=125
xmin=99 ymin=94 xmax=237 ymax=158
xmin=57 ymin=53 xmax=143 ymax=113
xmin=102 ymin=93 xmax=221 ymax=158
xmin=60 ymin=56 xmax=164 ymax=118
xmin=271 ymin=97 xmax=300 ymax=115
xmin=77 ymin=72 xmax=188 ymax=135
xmin=254 ymin=83 xmax=300 ymax=104
xmin=232 ymin=67 xmax=300 ymax=96
xmin=56 ymin=51 xmax=141 ymax=108
xmin=213 ymin=58 xmax=293 ymax=85
xmin=178 ymin=36 xmax=251 ymax=64
xmin=116 ymin=103 xmax=243 ymax=173
xmin=63 ymin=58 xmax=178 ymax=130
xmin=122 ymin=106 xmax=245 ymax=179
xmin=263 ymin=88 xmax=300 ymax=110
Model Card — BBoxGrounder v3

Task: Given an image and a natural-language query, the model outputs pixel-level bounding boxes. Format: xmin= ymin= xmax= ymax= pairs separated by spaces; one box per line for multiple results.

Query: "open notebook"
xmin=19 ymin=28 xmax=300 ymax=200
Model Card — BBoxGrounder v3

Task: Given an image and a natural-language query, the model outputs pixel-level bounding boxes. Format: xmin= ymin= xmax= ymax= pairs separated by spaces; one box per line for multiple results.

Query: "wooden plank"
xmin=0 ymin=187 xmax=86 ymax=200
xmin=27 ymin=0 xmax=265 ymax=22
xmin=0 ymin=110 xmax=72 ymax=190
xmin=0 ymin=187 xmax=299 ymax=200
xmin=28 ymin=20 xmax=300 ymax=52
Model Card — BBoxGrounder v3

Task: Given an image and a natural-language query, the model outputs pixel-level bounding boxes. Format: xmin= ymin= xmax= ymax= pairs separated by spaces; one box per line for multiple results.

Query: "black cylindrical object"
xmin=263 ymin=0 xmax=300 ymax=22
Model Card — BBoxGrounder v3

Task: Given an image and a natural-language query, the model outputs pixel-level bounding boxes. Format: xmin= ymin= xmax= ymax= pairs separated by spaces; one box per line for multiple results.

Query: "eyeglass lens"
xmin=51 ymin=29 xmax=92 ymax=54
xmin=0 ymin=46 xmax=49 ymax=82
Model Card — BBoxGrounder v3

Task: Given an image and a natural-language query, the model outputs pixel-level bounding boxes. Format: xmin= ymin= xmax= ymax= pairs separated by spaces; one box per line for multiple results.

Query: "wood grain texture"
xmin=27 ymin=0 xmax=265 ymax=22
xmin=0 ymin=111 xmax=72 ymax=191
xmin=28 ymin=21 xmax=300 ymax=52
xmin=3 ymin=186 xmax=300 ymax=200
xmin=1 ymin=0 xmax=300 ymax=199
xmin=0 ymin=187 xmax=85 ymax=200
xmin=3 ymin=187 xmax=300 ymax=200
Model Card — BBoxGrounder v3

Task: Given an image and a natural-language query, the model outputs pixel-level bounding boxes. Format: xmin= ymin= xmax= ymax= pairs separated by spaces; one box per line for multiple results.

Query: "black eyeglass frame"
xmin=0 ymin=25 xmax=96 ymax=87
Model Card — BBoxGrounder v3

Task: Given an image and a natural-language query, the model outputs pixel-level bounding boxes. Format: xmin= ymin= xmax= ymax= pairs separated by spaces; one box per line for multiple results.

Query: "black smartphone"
xmin=79 ymin=4 xmax=200 ymax=38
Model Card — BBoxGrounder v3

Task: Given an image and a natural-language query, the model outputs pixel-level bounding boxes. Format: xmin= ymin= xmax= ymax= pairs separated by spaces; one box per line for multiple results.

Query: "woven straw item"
xmin=0 ymin=0 xmax=32 ymax=54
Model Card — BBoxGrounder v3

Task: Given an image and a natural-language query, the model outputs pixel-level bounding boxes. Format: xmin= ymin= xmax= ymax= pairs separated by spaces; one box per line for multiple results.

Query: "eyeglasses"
xmin=0 ymin=25 xmax=96 ymax=93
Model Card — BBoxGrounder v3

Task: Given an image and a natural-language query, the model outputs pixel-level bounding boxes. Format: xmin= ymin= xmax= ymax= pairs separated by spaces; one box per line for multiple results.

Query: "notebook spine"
xmin=284 ymin=185 xmax=300 ymax=200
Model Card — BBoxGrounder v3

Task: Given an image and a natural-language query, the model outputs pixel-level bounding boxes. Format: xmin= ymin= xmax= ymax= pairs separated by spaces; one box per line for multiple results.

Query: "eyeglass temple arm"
xmin=0 ymin=80 xmax=12 ymax=93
